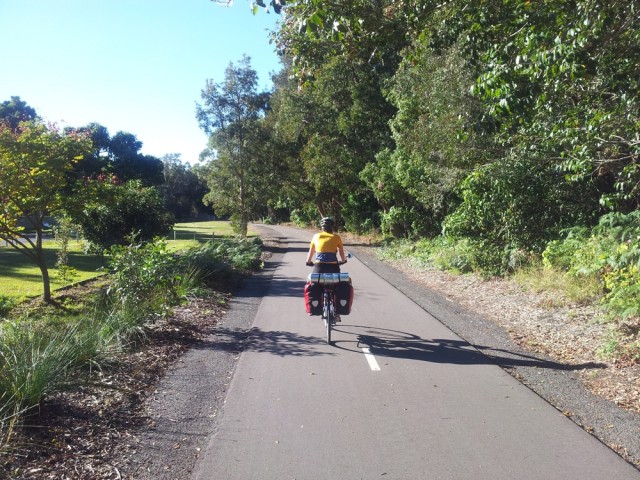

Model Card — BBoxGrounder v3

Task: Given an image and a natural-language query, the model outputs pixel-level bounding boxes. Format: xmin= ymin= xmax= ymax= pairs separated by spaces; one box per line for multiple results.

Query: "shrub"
xmin=542 ymin=227 xmax=589 ymax=271
xmin=178 ymin=237 xmax=263 ymax=285
xmin=431 ymin=237 xmax=474 ymax=274
xmin=543 ymin=211 xmax=640 ymax=321
xmin=380 ymin=206 xmax=433 ymax=239
xmin=443 ymin=157 xmax=598 ymax=275
xmin=107 ymin=239 xmax=181 ymax=313
xmin=0 ymin=296 xmax=14 ymax=318
xmin=602 ymin=265 xmax=640 ymax=321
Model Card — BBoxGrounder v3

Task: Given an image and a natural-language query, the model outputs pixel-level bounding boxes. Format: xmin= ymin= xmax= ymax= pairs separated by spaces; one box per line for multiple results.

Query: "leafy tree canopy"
xmin=0 ymin=120 xmax=92 ymax=302
xmin=0 ymin=96 xmax=38 ymax=131
xmin=72 ymin=178 xmax=174 ymax=253
xmin=196 ymin=56 xmax=272 ymax=236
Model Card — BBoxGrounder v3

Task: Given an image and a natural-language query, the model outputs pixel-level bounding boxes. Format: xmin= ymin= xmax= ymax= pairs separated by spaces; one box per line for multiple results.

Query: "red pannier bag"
xmin=335 ymin=281 xmax=354 ymax=315
xmin=304 ymin=281 xmax=323 ymax=316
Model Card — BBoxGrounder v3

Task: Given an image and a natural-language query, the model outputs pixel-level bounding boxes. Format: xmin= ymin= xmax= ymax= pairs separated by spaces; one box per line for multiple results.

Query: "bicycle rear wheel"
xmin=323 ymin=290 xmax=333 ymax=345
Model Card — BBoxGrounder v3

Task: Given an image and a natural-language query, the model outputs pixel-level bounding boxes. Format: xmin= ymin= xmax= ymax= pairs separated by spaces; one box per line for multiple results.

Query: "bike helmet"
xmin=320 ymin=216 xmax=335 ymax=231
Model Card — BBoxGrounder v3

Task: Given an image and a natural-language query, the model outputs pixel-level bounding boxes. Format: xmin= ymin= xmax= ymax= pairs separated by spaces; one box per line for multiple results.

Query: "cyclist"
xmin=305 ymin=216 xmax=347 ymax=273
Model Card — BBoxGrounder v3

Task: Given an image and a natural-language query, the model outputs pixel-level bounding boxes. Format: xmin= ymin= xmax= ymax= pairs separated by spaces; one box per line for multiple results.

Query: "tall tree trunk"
xmin=239 ymin=174 xmax=248 ymax=237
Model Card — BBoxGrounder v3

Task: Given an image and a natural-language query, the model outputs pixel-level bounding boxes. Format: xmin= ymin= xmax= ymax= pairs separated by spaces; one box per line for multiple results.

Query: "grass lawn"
xmin=0 ymin=242 xmax=105 ymax=301
xmin=169 ymin=220 xmax=256 ymax=240
xmin=0 ymin=220 xmax=251 ymax=301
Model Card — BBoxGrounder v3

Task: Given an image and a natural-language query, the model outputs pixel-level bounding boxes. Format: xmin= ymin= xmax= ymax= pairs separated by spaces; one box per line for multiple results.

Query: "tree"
xmin=69 ymin=122 xmax=111 ymax=180
xmin=110 ymin=131 xmax=164 ymax=186
xmin=424 ymin=0 xmax=640 ymax=211
xmin=0 ymin=96 xmax=38 ymax=131
xmin=160 ymin=153 xmax=210 ymax=219
xmin=0 ymin=120 xmax=91 ymax=302
xmin=362 ymin=40 xmax=497 ymax=237
xmin=268 ymin=54 xmax=395 ymax=229
xmin=72 ymin=178 xmax=174 ymax=253
xmin=69 ymin=125 xmax=164 ymax=186
xmin=196 ymin=56 xmax=271 ymax=236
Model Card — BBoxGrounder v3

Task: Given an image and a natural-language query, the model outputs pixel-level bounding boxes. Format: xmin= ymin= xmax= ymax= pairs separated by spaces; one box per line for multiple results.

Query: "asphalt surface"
xmin=130 ymin=225 xmax=640 ymax=479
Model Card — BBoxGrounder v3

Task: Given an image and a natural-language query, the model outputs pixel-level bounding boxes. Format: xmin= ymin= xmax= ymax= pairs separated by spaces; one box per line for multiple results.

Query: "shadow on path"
xmin=331 ymin=325 xmax=605 ymax=371
xmin=194 ymin=326 xmax=333 ymax=357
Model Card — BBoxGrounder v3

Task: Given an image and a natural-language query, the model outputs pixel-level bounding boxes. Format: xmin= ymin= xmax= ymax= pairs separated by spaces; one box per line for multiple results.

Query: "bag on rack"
xmin=304 ymin=281 xmax=323 ymax=316
xmin=335 ymin=281 xmax=354 ymax=315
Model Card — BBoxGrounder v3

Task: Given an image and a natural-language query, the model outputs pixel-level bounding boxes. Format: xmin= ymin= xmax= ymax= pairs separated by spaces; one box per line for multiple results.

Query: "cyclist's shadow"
xmin=331 ymin=325 xmax=603 ymax=371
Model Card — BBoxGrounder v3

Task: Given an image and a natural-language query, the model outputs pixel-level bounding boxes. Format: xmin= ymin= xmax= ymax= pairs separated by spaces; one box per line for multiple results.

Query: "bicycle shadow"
xmin=331 ymin=325 xmax=606 ymax=371
xmin=194 ymin=325 xmax=334 ymax=357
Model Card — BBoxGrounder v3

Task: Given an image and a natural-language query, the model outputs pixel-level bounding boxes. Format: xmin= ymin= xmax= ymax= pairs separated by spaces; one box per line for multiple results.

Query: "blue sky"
xmin=0 ymin=0 xmax=282 ymax=165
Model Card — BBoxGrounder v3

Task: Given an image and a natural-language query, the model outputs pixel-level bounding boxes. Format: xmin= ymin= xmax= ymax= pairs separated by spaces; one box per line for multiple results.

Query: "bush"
xmin=178 ymin=237 xmax=263 ymax=283
xmin=74 ymin=179 xmax=175 ymax=254
xmin=542 ymin=227 xmax=589 ymax=271
xmin=602 ymin=265 xmax=640 ymax=321
xmin=443 ymin=157 xmax=598 ymax=264
xmin=431 ymin=237 xmax=474 ymax=274
xmin=380 ymin=206 xmax=434 ymax=239
xmin=107 ymin=239 xmax=181 ymax=314
xmin=543 ymin=211 xmax=640 ymax=321
xmin=0 ymin=296 xmax=14 ymax=318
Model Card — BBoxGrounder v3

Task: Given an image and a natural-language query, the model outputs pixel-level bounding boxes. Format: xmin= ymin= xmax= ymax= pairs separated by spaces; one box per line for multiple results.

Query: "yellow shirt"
xmin=310 ymin=232 xmax=343 ymax=263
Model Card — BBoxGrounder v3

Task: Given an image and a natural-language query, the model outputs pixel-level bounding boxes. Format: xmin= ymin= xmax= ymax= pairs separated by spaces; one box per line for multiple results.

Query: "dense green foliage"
xmin=544 ymin=211 xmax=640 ymax=321
xmin=71 ymin=178 xmax=174 ymax=253
xmin=212 ymin=0 xmax=640 ymax=356
xmin=257 ymin=1 xmax=639 ymax=272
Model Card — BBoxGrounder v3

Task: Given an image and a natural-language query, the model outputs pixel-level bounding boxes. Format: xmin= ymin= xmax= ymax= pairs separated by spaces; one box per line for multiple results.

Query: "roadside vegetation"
xmin=377 ymin=210 xmax=640 ymax=364
xmin=0 ymin=221 xmax=263 ymax=458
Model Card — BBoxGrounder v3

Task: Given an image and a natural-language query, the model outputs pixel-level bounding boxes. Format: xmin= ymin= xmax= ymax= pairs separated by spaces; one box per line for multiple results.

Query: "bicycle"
xmin=307 ymin=260 xmax=349 ymax=345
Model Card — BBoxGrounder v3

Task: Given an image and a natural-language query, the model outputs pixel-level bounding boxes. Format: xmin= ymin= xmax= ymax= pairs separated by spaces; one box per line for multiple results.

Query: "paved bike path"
xmin=193 ymin=226 xmax=639 ymax=479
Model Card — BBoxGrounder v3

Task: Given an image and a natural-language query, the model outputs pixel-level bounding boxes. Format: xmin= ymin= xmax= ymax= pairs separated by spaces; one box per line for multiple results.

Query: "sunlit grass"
xmin=512 ymin=264 xmax=603 ymax=306
xmin=169 ymin=220 xmax=257 ymax=240
xmin=0 ymin=242 xmax=104 ymax=301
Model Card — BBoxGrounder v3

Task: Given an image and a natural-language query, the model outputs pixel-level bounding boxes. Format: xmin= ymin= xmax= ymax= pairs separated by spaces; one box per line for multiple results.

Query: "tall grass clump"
xmin=0 ymin=318 xmax=97 ymax=440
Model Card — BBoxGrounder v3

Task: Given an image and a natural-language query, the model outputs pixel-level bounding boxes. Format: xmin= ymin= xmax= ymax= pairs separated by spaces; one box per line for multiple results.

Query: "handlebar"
xmin=306 ymin=259 xmax=348 ymax=267
xmin=306 ymin=252 xmax=352 ymax=267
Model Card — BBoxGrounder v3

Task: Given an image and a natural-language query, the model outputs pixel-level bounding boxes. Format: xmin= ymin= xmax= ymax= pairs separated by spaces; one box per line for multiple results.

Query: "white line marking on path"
xmin=362 ymin=347 xmax=381 ymax=371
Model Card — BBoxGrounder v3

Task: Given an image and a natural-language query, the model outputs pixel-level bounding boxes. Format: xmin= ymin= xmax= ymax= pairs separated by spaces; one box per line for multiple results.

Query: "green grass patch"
xmin=0 ymin=242 xmax=104 ymax=302
xmin=168 ymin=220 xmax=256 ymax=241
xmin=512 ymin=264 xmax=603 ymax=306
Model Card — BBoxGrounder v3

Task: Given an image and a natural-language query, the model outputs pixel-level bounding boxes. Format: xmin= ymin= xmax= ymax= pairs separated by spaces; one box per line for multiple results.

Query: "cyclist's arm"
xmin=338 ymin=244 xmax=346 ymax=263
xmin=306 ymin=243 xmax=316 ymax=264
